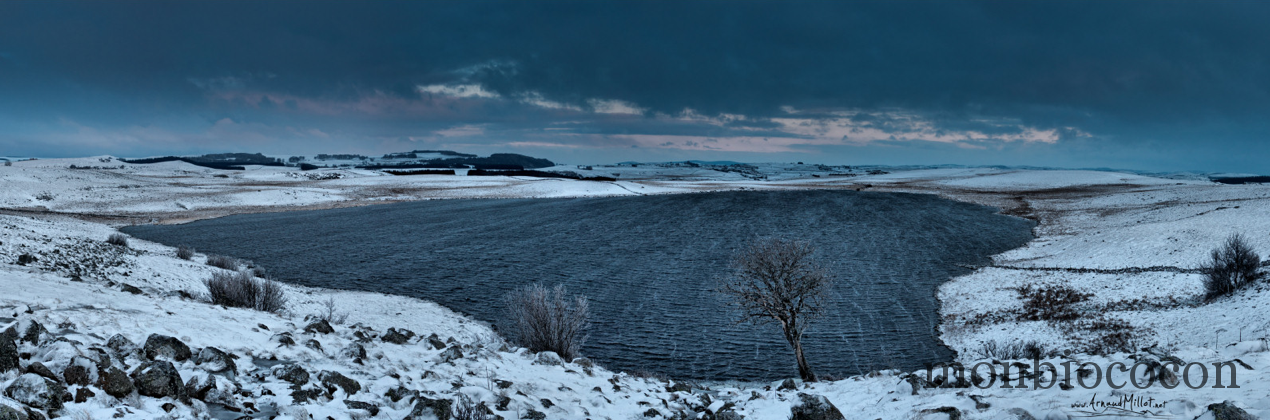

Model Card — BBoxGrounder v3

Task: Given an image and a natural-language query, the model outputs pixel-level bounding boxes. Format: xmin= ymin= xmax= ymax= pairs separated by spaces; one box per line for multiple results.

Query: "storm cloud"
xmin=2 ymin=1 xmax=1268 ymax=171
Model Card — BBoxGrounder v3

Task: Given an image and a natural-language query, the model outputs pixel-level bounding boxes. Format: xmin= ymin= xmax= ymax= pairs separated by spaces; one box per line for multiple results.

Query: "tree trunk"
xmin=789 ymin=332 xmax=817 ymax=382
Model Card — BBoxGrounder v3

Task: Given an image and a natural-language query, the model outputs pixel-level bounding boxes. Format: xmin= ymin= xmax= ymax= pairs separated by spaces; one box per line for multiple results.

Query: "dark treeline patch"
xmin=467 ymin=169 xmax=616 ymax=181
xmin=1212 ymin=176 xmax=1270 ymax=185
xmin=385 ymin=169 xmax=458 ymax=176
xmin=122 ymin=154 xmax=285 ymax=170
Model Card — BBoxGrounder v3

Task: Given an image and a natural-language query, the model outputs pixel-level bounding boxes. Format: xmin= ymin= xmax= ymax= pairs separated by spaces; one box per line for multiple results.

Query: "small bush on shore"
xmin=1202 ymin=234 xmax=1261 ymax=300
xmin=975 ymin=340 xmax=1050 ymax=360
xmin=311 ymin=296 xmax=348 ymax=325
xmin=106 ymin=233 xmax=129 ymax=247
xmin=205 ymin=269 xmax=288 ymax=313
xmin=206 ymin=254 xmax=240 ymax=271
xmin=176 ymin=245 xmax=195 ymax=260
xmin=502 ymin=283 xmax=590 ymax=361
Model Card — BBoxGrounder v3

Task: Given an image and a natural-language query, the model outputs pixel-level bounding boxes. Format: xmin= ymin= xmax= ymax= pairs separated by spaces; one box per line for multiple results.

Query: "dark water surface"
xmin=124 ymin=190 xmax=1033 ymax=380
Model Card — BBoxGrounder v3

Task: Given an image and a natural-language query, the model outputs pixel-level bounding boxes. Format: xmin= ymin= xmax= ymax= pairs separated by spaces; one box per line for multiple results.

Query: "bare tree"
xmin=503 ymin=283 xmax=590 ymax=361
xmin=718 ymin=238 xmax=833 ymax=381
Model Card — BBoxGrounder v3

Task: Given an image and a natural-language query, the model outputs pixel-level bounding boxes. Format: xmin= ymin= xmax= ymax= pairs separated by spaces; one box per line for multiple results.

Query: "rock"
xmin=106 ymin=334 xmax=134 ymax=354
xmin=1196 ymin=401 xmax=1258 ymax=420
xmin=439 ymin=346 xmax=464 ymax=363
xmin=494 ymin=379 xmax=513 ymax=389
xmin=0 ymin=338 xmax=18 ymax=372
xmin=120 ymin=284 xmax=143 ymax=295
xmin=777 ymin=378 xmax=798 ymax=391
xmin=21 ymin=321 xmax=45 ymax=345
xmin=918 ymin=407 xmax=962 ymax=420
xmin=425 ymin=334 xmax=446 ymax=350
xmin=495 ymin=394 xmax=512 ymax=411
xmin=4 ymin=373 xmax=65 ymax=410
xmin=190 ymin=374 xmax=240 ymax=408
xmin=524 ymin=408 xmax=547 ymax=420
xmin=382 ymin=328 xmax=413 ymax=345
xmin=304 ymin=320 xmax=334 ymax=334
xmin=272 ymin=333 xmax=296 ymax=347
xmin=341 ymin=343 xmax=367 ymax=361
xmin=142 ymin=334 xmax=192 ymax=361
xmin=290 ymin=387 xmax=326 ymax=405
xmin=0 ymin=404 xmax=25 ymax=420
xmin=273 ymin=364 xmax=310 ymax=386
xmin=573 ymin=357 xmax=594 ymax=368
xmin=1005 ymin=408 xmax=1038 ymax=420
xmin=717 ymin=409 xmax=745 ymax=420
xmin=384 ymin=386 xmax=413 ymax=403
xmin=161 ymin=403 xmax=176 ymax=413
xmin=97 ymin=367 xmax=134 ymax=398
xmin=85 ymin=348 xmax=112 ymax=372
xmin=405 ymin=396 xmax=452 ymax=420
xmin=74 ymin=387 xmax=96 ymax=403
xmin=344 ymin=400 xmax=380 ymax=416
xmin=790 ymin=393 xmax=845 ymax=420
xmin=318 ymin=371 xmax=360 ymax=395
xmin=195 ymin=347 xmax=237 ymax=376
xmin=130 ymin=360 xmax=187 ymax=401
xmin=23 ymin=362 xmax=58 ymax=382
xmin=62 ymin=364 xmax=91 ymax=386
xmin=304 ymin=339 xmax=323 ymax=352
xmin=532 ymin=351 xmax=563 ymax=366
xmin=667 ymin=382 xmax=692 ymax=393
xmin=16 ymin=254 xmax=37 ymax=266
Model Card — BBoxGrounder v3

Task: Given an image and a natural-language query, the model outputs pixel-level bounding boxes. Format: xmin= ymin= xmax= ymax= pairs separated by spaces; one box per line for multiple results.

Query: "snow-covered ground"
xmin=2 ymin=157 xmax=1269 ymax=419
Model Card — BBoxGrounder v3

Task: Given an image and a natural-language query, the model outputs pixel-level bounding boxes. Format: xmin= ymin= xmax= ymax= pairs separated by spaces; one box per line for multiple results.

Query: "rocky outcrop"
xmin=532 ymin=351 xmax=563 ymax=366
xmin=130 ymin=360 xmax=187 ymax=401
xmin=318 ymin=371 xmax=360 ymax=395
xmin=790 ymin=393 xmax=845 ymax=420
xmin=142 ymin=334 xmax=191 ymax=361
xmin=405 ymin=396 xmax=452 ymax=420
xmin=382 ymin=328 xmax=414 ymax=345
xmin=1196 ymin=401 xmax=1258 ymax=420
xmin=0 ymin=338 xmax=18 ymax=372
xmin=194 ymin=346 xmax=236 ymax=375
xmin=4 ymin=373 xmax=66 ymax=411
xmin=304 ymin=320 xmax=334 ymax=335
xmin=273 ymin=364 xmax=310 ymax=386
xmin=97 ymin=366 xmax=134 ymax=398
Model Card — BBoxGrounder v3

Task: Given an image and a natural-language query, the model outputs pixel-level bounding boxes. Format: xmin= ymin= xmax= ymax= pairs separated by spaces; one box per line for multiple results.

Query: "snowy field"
xmin=2 ymin=157 xmax=1269 ymax=419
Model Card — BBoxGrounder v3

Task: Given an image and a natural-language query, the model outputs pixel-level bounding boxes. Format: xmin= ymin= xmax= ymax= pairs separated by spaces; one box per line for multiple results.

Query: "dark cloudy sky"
xmin=3 ymin=1 xmax=1269 ymax=172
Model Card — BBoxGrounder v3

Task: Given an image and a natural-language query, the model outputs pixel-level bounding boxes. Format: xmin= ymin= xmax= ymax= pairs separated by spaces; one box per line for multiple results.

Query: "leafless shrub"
xmin=975 ymin=340 xmax=1024 ymax=360
xmin=717 ymin=237 xmax=833 ymax=381
xmin=35 ymin=191 xmax=54 ymax=201
xmin=451 ymin=395 xmax=496 ymax=420
xmin=1017 ymin=285 xmax=1092 ymax=321
xmin=502 ymin=283 xmax=590 ymax=361
xmin=106 ymin=233 xmax=129 ymax=248
xmin=1202 ymin=234 xmax=1262 ymax=300
xmin=312 ymin=296 xmax=348 ymax=325
xmin=205 ymin=269 xmax=288 ymax=313
xmin=3 ymin=161 xmax=11 ymax=167
xmin=974 ymin=340 xmax=1052 ymax=360
xmin=176 ymin=245 xmax=195 ymax=260
xmin=205 ymin=254 xmax=240 ymax=271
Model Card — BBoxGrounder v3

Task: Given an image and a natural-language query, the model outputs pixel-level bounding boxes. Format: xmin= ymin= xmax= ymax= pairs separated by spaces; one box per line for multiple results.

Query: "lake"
xmin=123 ymin=190 xmax=1033 ymax=380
